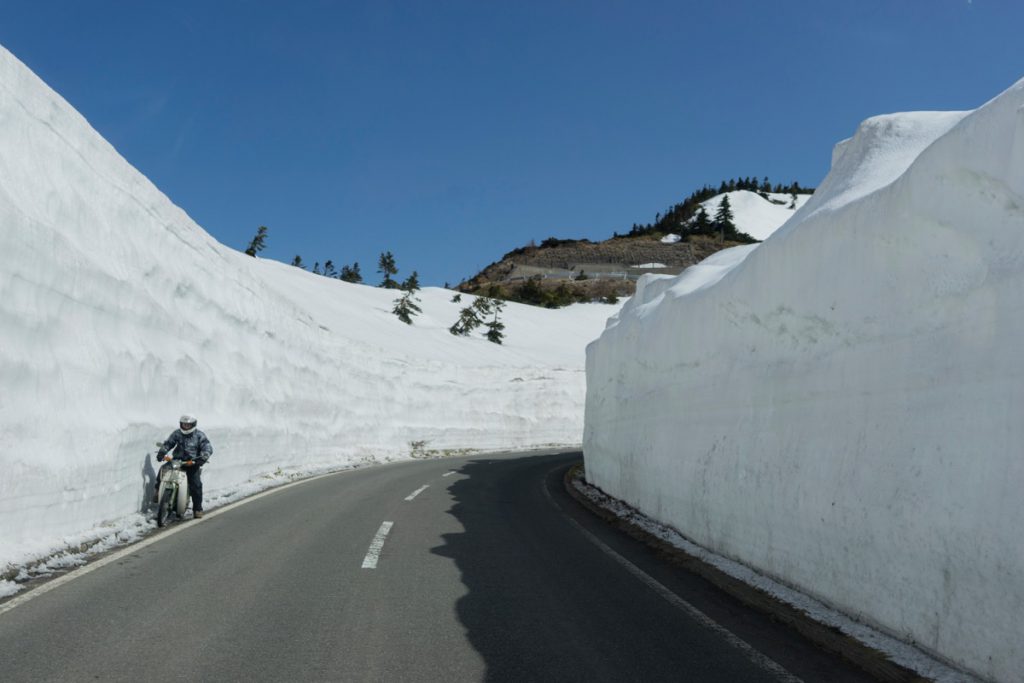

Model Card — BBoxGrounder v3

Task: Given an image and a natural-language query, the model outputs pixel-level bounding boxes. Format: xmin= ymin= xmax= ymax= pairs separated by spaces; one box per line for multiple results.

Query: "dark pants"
xmin=184 ymin=465 xmax=204 ymax=512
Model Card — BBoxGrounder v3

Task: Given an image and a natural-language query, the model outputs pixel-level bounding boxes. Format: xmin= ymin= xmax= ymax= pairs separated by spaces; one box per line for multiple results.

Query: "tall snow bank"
xmin=0 ymin=45 xmax=616 ymax=573
xmin=585 ymin=78 xmax=1024 ymax=681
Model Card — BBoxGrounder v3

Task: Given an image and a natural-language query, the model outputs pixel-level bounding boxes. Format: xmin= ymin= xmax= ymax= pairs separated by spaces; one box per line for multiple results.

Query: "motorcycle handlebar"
xmin=156 ymin=457 xmax=197 ymax=466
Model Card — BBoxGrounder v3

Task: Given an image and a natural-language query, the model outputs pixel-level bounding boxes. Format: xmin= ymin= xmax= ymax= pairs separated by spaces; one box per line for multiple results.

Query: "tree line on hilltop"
xmin=619 ymin=176 xmax=814 ymax=241
xmin=497 ymin=175 xmax=816 ymax=264
xmin=243 ymin=228 xmax=506 ymax=343
xmin=245 ymin=226 xmax=368 ymax=283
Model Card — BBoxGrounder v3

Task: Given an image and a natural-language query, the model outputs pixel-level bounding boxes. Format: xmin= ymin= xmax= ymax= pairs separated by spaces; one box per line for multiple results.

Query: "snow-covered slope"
xmin=585 ymin=79 xmax=1023 ymax=681
xmin=0 ymin=45 xmax=616 ymax=578
xmin=696 ymin=190 xmax=811 ymax=240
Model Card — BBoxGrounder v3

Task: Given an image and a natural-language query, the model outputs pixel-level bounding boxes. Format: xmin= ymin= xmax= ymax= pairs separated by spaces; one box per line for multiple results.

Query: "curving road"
xmin=0 ymin=450 xmax=874 ymax=682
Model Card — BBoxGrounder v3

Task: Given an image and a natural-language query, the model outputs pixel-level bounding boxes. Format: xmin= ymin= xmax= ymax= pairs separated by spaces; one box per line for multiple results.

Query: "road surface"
xmin=0 ymin=450 xmax=875 ymax=682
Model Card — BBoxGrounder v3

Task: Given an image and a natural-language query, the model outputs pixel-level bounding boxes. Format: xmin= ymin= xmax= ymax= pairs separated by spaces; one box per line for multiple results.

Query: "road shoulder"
xmin=564 ymin=462 xmax=968 ymax=683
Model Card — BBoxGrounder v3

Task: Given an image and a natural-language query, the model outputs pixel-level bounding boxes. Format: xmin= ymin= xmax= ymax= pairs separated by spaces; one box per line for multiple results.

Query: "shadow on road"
xmin=428 ymin=451 xmax=704 ymax=683
xmin=429 ymin=452 xmax=587 ymax=681
xmin=429 ymin=451 xmax=883 ymax=683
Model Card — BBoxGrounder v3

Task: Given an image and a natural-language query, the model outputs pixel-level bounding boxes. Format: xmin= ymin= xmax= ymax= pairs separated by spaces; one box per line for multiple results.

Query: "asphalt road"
xmin=0 ymin=450 xmax=876 ymax=682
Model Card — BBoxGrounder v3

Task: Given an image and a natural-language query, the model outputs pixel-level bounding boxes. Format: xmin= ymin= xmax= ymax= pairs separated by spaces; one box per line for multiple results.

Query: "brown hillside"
xmin=458 ymin=233 xmax=752 ymax=306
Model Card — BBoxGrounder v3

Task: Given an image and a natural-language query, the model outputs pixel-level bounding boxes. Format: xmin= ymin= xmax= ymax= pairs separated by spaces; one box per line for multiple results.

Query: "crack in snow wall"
xmin=584 ymin=80 xmax=1024 ymax=681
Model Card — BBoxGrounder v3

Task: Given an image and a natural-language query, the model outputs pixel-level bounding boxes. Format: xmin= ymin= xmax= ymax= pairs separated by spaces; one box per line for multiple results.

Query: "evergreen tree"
xmin=450 ymin=297 xmax=494 ymax=336
xmin=693 ymin=207 xmax=712 ymax=233
xmin=713 ymin=195 xmax=737 ymax=241
xmin=451 ymin=293 xmax=462 ymax=303
xmin=245 ymin=226 xmax=268 ymax=257
xmin=449 ymin=304 xmax=482 ymax=336
xmin=291 ymin=255 xmax=306 ymax=269
xmin=714 ymin=195 xmax=735 ymax=227
xmin=400 ymin=270 xmax=420 ymax=292
xmin=340 ymin=262 xmax=363 ymax=283
xmin=322 ymin=260 xmax=337 ymax=278
xmin=312 ymin=262 xmax=322 ymax=275
xmin=484 ymin=299 xmax=506 ymax=344
xmin=378 ymin=251 xmax=399 ymax=289
xmin=392 ymin=289 xmax=422 ymax=325
xmin=472 ymin=297 xmax=494 ymax=317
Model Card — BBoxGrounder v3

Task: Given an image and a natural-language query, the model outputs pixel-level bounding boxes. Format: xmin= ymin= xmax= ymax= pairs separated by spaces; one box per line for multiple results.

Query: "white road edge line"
xmin=404 ymin=484 xmax=429 ymax=501
xmin=361 ymin=521 xmax=395 ymax=569
xmin=541 ymin=473 xmax=802 ymax=683
xmin=0 ymin=467 xmax=349 ymax=619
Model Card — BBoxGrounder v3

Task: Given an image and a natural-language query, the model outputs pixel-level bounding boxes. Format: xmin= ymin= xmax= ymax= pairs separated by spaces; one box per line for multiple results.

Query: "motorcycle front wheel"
xmin=175 ymin=480 xmax=189 ymax=518
xmin=157 ymin=487 xmax=174 ymax=528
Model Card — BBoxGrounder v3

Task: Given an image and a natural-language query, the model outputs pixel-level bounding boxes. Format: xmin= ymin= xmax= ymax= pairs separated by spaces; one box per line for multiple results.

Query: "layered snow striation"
xmin=585 ymin=78 xmax=1024 ymax=681
xmin=0 ymin=45 xmax=616 ymax=574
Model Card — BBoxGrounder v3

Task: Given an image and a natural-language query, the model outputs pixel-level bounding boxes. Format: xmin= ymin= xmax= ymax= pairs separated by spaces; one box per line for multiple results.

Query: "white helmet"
xmin=179 ymin=414 xmax=197 ymax=434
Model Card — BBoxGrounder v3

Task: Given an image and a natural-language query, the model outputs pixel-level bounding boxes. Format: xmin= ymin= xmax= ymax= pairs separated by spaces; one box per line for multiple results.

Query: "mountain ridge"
xmin=457 ymin=184 xmax=814 ymax=306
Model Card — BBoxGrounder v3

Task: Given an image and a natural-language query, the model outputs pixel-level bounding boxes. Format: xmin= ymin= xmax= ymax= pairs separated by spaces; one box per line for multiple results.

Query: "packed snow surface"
xmin=0 ymin=45 xmax=618 ymax=581
xmin=585 ymin=78 xmax=1024 ymax=682
xmin=697 ymin=191 xmax=811 ymax=240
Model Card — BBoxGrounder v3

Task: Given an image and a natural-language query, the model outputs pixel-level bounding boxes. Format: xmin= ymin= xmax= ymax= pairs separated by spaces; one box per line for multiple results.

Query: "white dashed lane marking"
xmin=404 ymin=485 xmax=429 ymax=501
xmin=361 ymin=521 xmax=394 ymax=569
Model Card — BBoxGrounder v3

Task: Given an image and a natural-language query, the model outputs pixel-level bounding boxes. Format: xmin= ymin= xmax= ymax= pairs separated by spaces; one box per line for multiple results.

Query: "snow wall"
xmin=584 ymin=79 xmax=1024 ymax=681
xmin=0 ymin=46 xmax=614 ymax=571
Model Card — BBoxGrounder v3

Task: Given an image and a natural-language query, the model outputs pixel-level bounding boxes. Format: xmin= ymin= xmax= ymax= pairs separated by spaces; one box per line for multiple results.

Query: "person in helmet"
xmin=155 ymin=414 xmax=213 ymax=518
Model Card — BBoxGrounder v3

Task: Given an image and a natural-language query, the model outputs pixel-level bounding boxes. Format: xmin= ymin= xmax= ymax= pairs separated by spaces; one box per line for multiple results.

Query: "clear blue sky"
xmin=3 ymin=1 xmax=1022 ymax=286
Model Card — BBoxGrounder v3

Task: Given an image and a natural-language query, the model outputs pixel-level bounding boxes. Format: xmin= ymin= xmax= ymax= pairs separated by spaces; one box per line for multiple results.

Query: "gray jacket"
xmin=157 ymin=429 xmax=212 ymax=466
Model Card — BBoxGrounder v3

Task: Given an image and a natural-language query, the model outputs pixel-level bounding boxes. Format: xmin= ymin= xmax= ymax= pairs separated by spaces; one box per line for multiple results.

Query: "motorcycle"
xmin=154 ymin=450 xmax=191 ymax=528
